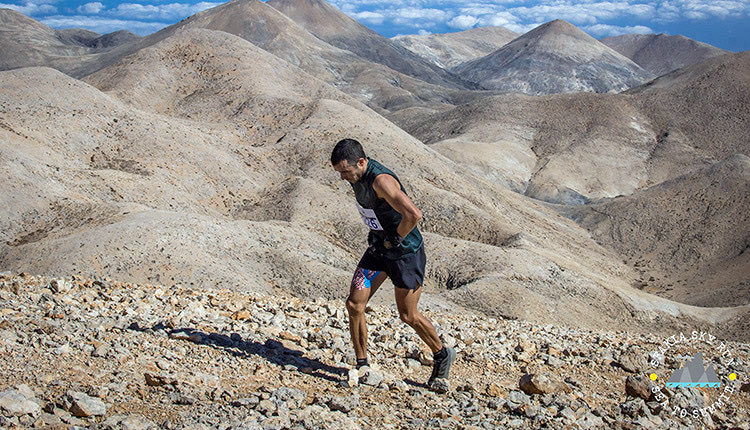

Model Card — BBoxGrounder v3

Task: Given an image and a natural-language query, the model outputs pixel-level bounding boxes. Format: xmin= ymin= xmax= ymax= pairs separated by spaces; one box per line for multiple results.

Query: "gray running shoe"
xmin=428 ymin=347 xmax=456 ymax=386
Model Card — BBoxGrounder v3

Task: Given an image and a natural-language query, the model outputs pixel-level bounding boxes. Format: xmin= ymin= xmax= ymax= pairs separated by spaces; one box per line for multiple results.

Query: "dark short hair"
xmin=331 ymin=138 xmax=366 ymax=166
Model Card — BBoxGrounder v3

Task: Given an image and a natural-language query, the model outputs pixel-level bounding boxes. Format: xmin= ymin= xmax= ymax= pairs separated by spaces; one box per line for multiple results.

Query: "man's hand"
xmin=372 ymin=174 xmax=422 ymax=238
xmin=384 ymin=234 xmax=403 ymax=249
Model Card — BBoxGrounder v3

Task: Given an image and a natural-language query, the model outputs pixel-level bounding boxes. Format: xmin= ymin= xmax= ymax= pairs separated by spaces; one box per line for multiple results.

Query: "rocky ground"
xmin=1 ymin=272 xmax=749 ymax=429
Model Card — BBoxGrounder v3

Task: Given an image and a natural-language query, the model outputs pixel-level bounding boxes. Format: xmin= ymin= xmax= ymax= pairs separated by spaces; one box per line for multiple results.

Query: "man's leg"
xmin=346 ymin=268 xmax=388 ymax=362
xmin=394 ymin=285 xmax=442 ymax=353
xmin=396 ymin=285 xmax=456 ymax=387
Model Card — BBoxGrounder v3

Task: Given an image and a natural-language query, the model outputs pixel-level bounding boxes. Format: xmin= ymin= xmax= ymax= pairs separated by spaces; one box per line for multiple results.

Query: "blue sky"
xmin=2 ymin=0 xmax=748 ymax=52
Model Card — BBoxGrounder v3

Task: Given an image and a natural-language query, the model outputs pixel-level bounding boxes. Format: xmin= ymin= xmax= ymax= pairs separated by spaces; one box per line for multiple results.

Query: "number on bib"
xmin=356 ymin=203 xmax=384 ymax=231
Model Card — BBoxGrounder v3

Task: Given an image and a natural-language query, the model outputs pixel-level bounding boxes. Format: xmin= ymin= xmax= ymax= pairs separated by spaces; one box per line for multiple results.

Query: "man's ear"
xmin=357 ymin=158 xmax=367 ymax=168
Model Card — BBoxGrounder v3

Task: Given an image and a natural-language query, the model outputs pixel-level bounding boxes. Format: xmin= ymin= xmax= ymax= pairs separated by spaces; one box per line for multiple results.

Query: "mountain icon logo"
xmin=666 ymin=352 xmax=721 ymax=388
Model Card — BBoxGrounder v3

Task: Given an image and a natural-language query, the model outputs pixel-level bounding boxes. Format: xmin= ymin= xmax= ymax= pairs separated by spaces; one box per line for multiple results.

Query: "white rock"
xmin=50 ymin=279 xmax=72 ymax=294
xmin=0 ymin=386 xmax=42 ymax=417
xmin=63 ymin=391 xmax=107 ymax=417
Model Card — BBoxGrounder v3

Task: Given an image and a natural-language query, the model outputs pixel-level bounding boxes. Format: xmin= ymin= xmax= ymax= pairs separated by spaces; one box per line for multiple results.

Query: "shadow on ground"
xmin=129 ymin=322 xmax=347 ymax=384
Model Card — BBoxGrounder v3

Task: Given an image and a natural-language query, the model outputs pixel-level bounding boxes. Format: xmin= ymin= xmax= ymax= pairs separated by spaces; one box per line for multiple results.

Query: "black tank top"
xmin=351 ymin=159 xmax=423 ymax=260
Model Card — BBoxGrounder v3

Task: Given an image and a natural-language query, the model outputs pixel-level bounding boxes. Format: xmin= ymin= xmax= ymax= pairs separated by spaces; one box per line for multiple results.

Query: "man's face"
xmin=333 ymin=158 xmax=366 ymax=183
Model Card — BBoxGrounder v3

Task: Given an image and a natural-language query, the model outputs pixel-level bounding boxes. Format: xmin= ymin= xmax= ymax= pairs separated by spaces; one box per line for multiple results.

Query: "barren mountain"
xmin=401 ymin=52 xmax=749 ymax=308
xmin=626 ymin=51 xmax=750 ymax=164
xmin=392 ymin=27 xmax=519 ymax=69
xmin=120 ymin=0 xmax=485 ymax=114
xmin=266 ymin=0 xmax=474 ymax=90
xmin=2 ymin=26 xmax=738 ymax=335
xmin=403 ymin=51 xmax=750 ymax=203
xmin=0 ymin=8 xmax=137 ymax=72
xmin=452 ymin=19 xmax=653 ymax=95
xmin=54 ymin=28 xmax=140 ymax=49
xmin=97 ymin=0 xmax=481 ymax=115
xmin=601 ymin=33 xmax=730 ymax=76
xmin=562 ymin=155 xmax=750 ymax=308
xmin=0 ymin=5 xmax=477 ymax=116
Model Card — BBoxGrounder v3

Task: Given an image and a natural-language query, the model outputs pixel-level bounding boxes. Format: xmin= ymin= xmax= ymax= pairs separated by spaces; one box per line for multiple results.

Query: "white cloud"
xmin=77 ymin=2 xmax=104 ymax=14
xmin=680 ymin=0 xmax=748 ymax=19
xmin=350 ymin=10 xmax=385 ymax=24
xmin=654 ymin=1 xmax=679 ymax=21
xmin=41 ymin=14 xmax=166 ymax=35
xmin=12 ymin=0 xmax=748 ymax=41
xmin=112 ymin=2 xmax=221 ymax=20
xmin=481 ymin=10 xmax=519 ymax=27
xmin=509 ymin=2 xmax=658 ymax=26
xmin=0 ymin=1 xmax=57 ymax=15
xmin=457 ymin=5 xmax=498 ymax=16
xmin=341 ymin=0 xmax=750 ymax=38
xmin=392 ymin=7 xmax=450 ymax=25
xmin=584 ymin=23 xmax=653 ymax=37
xmin=418 ymin=28 xmax=431 ymax=35
xmin=504 ymin=21 xmax=544 ymax=34
xmin=448 ymin=14 xmax=479 ymax=29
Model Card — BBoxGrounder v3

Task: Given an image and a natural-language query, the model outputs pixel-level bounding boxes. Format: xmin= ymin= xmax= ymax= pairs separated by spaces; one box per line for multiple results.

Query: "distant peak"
xmin=0 ymin=7 xmax=33 ymax=19
xmin=544 ymin=19 xmax=576 ymax=29
xmin=508 ymin=18 xmax=594 ymax=45
xmin=269 ymin=0 xmax=330 ymax=9
xmin=527 ymin=19 xmax=588 ymax=38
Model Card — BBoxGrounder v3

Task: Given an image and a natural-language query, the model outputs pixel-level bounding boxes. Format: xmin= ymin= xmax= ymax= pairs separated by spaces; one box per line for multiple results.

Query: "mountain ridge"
xmin=601 ymin=33 xmax=730 ymax=76
xmin=266 ymin=0 xmax=477 ymax=91
xmin=392 ymin=26 xmax=520 ymax=69
xmin=452 ymin=19 xmax=654 ymax=95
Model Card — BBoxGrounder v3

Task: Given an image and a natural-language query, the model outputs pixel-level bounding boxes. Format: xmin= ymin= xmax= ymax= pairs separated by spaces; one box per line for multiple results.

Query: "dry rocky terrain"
xmin=1 ymin=273 xmax=749 ymax=429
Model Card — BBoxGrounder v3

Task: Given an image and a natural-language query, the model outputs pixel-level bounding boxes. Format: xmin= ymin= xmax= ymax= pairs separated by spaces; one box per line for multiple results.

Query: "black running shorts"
xmin=357 ymin=244 xmax=426 ymax=290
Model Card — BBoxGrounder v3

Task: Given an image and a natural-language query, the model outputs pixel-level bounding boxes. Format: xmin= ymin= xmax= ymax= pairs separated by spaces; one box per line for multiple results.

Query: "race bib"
xmin=356 ymin=203 xmax=383 ymax=231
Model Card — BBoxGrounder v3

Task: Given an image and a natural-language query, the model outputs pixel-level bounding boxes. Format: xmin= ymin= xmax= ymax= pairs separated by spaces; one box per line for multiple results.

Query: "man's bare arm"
xmin=373 ymin=174 xmax=422 ymax=238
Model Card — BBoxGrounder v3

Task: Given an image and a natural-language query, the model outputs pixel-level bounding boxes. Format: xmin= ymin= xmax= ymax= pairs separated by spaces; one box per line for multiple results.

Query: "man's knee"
xmin=346 ymin=298 xmax=365 ymax=316
xmin=399 ymin=311 xmax=417 ymax=326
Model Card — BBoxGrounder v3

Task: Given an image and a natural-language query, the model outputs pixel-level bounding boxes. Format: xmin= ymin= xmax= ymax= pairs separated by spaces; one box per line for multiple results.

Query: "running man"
xmin=331 ymin=138 xmax=456 ymax=389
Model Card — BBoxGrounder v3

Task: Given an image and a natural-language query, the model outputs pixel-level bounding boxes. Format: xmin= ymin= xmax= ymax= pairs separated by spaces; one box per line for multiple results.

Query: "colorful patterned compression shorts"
xmin=352 ymin=268 xmax=381 ymax=291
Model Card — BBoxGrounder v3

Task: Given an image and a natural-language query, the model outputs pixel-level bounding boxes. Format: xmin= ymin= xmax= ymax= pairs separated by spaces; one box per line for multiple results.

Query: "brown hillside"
xmin=400 ymin=52 xmax=750 ymax=309
xmin=562 ymin=155 xmax=750 ymax=308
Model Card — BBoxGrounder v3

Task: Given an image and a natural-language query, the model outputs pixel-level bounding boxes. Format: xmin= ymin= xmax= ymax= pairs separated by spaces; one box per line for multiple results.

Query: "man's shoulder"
xmin=372 ymin=171 xmax=401 ymax=195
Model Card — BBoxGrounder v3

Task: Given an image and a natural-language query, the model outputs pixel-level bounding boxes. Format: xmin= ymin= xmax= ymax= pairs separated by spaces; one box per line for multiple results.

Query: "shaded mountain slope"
xmin=0 ymin=4 xmax=477 ymax=116
xmin=601 ymin=33 xmax=730 ymax=76
xmin=402 ymin=51 xmax=750 ymax=203
xmin=562 ymin=155 xmax=750 ymax=308
xmin=400 ymin=52 xmax=750 ymax=308
xmin=85 ymin=0 xmax=479 ymax=115
xmin=0 ymin=8 xmax=138 ymax=72
xmin=627 ymin=51 xmax=750 ymax=164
